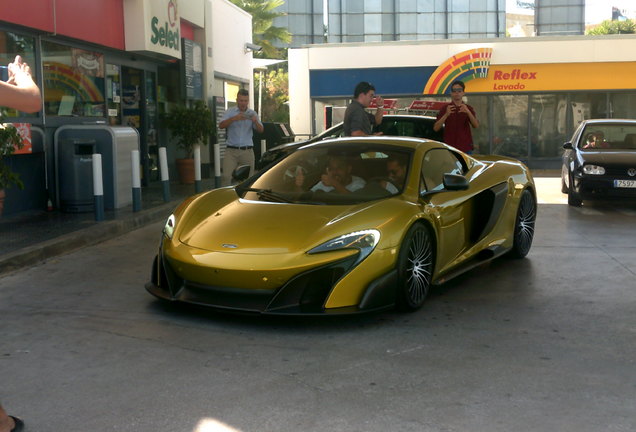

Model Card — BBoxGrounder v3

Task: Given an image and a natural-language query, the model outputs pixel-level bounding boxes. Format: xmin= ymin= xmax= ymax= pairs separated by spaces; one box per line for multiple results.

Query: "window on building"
xmin=41 ymin=40 xmax=105 ymax=118
xmin=466 ymin=95 xmax=489 ymax=154
xmin=492 ymin=94 xmax=529 ymax=159
xmin=609 ymin=92 xmax=636 ymax=119
xmin=0 ymin=30 xmax=38 ymax=118
xmin=106 ymin=64 xmax=121 ymax=126
xmin=530 ymin=94 xmax=568 ymax=158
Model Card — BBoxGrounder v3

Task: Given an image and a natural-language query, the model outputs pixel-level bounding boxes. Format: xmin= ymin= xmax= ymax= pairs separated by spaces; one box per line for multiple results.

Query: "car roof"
xmin=299 ymin=134 xmax=447 ymax=151
xmin=580 ymin=119 xmax=636 ymax=126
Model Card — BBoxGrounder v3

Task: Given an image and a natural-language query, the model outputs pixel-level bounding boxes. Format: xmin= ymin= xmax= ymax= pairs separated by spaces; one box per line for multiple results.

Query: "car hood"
xmin=578 ymin=150 xmax=636 ymax=165
xmin=176 ymin=189 xmax=404 ymax=254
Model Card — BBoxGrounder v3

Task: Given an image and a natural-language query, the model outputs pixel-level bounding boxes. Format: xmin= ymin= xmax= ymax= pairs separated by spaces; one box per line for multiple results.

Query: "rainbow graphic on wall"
xmin=43 ymin=62 xmax=104 ymax=102
xmin=423 ymin=48 xmax=493 ymax=95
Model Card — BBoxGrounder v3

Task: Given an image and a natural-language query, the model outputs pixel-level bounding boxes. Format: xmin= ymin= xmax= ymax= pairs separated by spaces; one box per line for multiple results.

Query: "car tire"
xmin=396 ymin=223 xmax=434 ymax=312
xmin=509 ymin=189 xmax=536 ymax=259
xmin=561 ymin=166 xmax=569 ymax=194
xmin=567 ymin=177 xmax=582 ymax=207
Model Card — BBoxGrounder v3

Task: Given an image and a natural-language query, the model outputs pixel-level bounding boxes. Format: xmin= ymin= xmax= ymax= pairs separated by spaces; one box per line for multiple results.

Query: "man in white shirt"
xmin=311 ymin=156 xmax=366 ymax=193
xmin=219 ymin=89 xmax=264 ymax=185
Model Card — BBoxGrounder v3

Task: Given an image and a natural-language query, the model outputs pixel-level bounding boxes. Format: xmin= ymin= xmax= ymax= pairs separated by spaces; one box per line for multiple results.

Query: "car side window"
xmin=420 ymin=149 xmax=466 ymax=192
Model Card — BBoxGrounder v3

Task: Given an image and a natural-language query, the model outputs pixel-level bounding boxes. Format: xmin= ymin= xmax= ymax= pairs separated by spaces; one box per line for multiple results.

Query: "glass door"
xmin=122 ymin=67 xmax=157 ymax=185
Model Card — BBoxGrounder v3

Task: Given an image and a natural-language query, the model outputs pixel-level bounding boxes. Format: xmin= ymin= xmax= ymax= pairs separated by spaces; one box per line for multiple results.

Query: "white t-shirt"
xmin=312 ymin=175 xmax=366 ymax=193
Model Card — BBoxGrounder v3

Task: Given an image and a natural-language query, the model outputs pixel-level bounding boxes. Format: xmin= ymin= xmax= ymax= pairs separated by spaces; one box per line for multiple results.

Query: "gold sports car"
xmin=146 ymin=137 xmax=536 ymax=315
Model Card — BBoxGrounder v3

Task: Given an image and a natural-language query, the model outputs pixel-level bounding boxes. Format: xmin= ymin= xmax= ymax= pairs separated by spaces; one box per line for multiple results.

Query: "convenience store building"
xmin=1 ymin=0 xmax=255 ymax=216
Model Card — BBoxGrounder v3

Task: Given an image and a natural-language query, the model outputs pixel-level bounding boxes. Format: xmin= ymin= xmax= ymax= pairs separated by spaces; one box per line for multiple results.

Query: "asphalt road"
xmin=1 ymin=181 xmax=635 ymax=432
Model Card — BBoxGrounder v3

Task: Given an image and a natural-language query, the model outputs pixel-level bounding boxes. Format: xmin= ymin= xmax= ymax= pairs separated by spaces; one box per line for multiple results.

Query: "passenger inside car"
xmin=380 ymin=155 xmax=408 ymax=194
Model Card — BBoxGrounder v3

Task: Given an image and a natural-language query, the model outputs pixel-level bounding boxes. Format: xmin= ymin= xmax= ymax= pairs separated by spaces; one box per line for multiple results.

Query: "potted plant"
xmin=162 ymin=100 xmax=214 ymax=184
xmin=0 ymin=111 xmax=24 ymax=216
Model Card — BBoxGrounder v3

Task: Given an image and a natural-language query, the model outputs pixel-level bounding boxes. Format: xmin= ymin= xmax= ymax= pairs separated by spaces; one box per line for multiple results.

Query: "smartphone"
xmin=0 ymin=66 xmax=8 ymax=82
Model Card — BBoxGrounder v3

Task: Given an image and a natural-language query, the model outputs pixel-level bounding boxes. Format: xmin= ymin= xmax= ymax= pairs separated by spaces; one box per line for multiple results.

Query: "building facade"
xmin=535 ymin=0 xmax=584 ymax=36
xmin=1 ymin=0 xmax=257 ymax=216
xmin=275 ymin=0 xmax=507 ymax=47
xmin=273 ymin=0 xmax=614 ymax=49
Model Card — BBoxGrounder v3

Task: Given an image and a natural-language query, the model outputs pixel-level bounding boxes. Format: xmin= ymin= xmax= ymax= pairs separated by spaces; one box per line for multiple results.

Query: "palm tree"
xmin=229 ymin=0 xmax=292 ymax=58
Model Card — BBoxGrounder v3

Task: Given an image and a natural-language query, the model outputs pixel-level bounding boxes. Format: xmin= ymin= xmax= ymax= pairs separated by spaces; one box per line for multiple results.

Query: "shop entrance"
xmin=121 ymin=67 xmax=158 ymax=186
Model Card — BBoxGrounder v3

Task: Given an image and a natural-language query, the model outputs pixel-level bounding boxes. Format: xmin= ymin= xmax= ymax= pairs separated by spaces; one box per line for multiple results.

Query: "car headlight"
xmin=582 ymin=165 xmax=605 ymax=175
xmin=308 ymin=230 xmax=380 ymax=265
xmin=163 ymin=214 xmax=176 ymax=239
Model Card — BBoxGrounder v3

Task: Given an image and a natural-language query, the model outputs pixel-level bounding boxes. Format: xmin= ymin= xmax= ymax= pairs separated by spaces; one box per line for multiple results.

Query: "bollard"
xmin=194 ymin=144 xmax=202 ymax=194
xmin=131 ymin=150 xmax=142 ymax=212
xmin=92 ymin=153 xmax=104 ymax=221
xmin=214 ymin=142 xmax=221 ymax=188
xmin=158 ymin=146 xmax=170 ymax=202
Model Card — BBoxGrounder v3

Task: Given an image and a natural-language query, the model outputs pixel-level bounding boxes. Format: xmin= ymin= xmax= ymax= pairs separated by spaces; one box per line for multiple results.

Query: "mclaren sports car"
xmin=146 ymin=137 xmax=536 ymax=315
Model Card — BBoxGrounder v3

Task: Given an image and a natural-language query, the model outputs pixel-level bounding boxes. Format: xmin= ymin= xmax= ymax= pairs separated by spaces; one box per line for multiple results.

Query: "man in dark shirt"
xmin=433 ymin=80 xmax=479 ymax=153
xmin=343 ymin=81 xmax=384 ymax=136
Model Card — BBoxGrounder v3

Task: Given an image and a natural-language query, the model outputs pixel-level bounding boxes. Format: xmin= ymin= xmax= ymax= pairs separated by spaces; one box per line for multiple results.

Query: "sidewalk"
xmin=0 ymin=179 xmax=217 ymax=275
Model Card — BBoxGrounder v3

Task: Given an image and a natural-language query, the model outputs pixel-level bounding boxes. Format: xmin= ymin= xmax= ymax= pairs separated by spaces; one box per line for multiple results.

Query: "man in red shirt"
xmin=433 ymin=80 xmax=479 ymax=153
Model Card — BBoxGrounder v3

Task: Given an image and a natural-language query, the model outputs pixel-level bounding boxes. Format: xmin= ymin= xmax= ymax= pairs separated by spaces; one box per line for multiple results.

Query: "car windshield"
xmin=580 ymin=124 xmax=636 ymax=150
xmin=241 ymin=144 xmax=413 ymax=205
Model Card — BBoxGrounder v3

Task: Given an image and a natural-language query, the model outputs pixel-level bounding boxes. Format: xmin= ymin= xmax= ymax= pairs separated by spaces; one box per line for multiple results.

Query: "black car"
xmin=257 ymin=114 xmax=442 ymax=169
xmin=561 ymin=119 xmax=636 ymax=206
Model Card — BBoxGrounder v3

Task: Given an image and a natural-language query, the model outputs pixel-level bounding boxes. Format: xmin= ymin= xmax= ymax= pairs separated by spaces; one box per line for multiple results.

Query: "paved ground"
xmin=1 ymin=178 xmax=635 ymax=432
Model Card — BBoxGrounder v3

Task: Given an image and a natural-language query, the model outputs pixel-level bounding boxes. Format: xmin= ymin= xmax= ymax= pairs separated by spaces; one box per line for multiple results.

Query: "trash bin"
xmin=54 ymin=126 xmax=138 ymax=210
xmin=57 ymin=139 xmax=96 ymax=213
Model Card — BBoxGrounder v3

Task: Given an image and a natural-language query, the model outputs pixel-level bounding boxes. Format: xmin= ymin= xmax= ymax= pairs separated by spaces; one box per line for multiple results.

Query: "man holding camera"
xmin=219 ymin=88 xmax=264 ymax=186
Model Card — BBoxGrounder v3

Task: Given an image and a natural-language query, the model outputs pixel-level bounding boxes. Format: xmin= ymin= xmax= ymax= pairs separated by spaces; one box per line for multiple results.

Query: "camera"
xmin=244 ymin=42 xmax=262 ymax=53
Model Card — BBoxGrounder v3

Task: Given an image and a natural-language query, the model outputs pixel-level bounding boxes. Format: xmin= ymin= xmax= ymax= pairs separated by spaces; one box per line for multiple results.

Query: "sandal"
xmin=9 ymin=416 xmax=24 ymax=432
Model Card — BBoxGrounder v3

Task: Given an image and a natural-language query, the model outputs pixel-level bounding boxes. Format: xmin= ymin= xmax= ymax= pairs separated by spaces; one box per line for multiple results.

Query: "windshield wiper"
xmin=242 ymin=188 xmax=293 ymax=203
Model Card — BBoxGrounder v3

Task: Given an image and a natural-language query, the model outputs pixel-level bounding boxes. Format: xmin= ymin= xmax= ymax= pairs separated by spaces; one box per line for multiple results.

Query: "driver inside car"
xmin=583 ymin=131 xmax=609 ymax=149
xmin=296 ymin=155 xmax=366 ymax=193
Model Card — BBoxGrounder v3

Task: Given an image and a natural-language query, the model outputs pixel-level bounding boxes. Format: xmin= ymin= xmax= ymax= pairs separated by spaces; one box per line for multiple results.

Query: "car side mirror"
xmin=563 ymin=142 xmax=573 ymax=150
xmin=232 ymin=164 xmax=251 ymax=182
xmin=443 ymin=173 xmax=469 ymax=191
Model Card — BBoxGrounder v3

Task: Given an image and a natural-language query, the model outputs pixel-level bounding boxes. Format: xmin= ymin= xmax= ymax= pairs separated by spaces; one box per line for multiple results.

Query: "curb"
xmin=0 ymin=203 xmax=175 ymax=276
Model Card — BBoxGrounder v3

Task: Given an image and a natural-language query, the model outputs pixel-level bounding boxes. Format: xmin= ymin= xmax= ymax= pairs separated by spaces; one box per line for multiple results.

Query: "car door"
xmin=562 ymin=123 xmax=585 ymax=188
xmin=419 ymin=148 xmax=474 ymax=272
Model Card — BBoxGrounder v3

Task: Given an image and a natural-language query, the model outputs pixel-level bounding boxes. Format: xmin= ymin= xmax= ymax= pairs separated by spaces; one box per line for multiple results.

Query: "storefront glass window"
xmin=41 ymin=40 xmax=105 ymax=118
xmin=609 ymin=92 xmax=636 ymax=119
xmin=492 ymin=94 xmax=529 ymax=159
xmin=530 ymin=94 xmax=568 ymax=158
xmin=0 ymin=30 xmax=38 ymax=117
xmin=569 ymin=93 xmax=607 ymax=125
xmin=467 ymin=95 xmax=489 ymax=154
xmin=106 ymin=64 xmax=121 ymax=125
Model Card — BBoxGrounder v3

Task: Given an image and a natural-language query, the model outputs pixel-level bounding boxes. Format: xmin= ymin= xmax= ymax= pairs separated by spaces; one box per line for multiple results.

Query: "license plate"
xmin=614 ymin=179 xmax=636 ymax=188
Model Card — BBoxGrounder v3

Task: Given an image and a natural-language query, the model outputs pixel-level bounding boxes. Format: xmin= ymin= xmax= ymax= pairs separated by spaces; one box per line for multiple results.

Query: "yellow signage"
xmin=468 ymin=62 xmax=636 ymax=93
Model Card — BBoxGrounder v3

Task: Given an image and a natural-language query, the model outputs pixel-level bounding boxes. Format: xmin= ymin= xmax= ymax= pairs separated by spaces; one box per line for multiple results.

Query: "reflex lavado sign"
xmin=124 ymin=0 xmax=181 ymax=59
